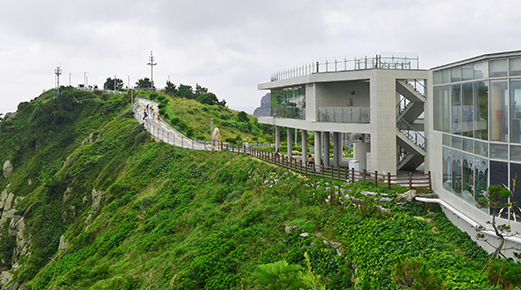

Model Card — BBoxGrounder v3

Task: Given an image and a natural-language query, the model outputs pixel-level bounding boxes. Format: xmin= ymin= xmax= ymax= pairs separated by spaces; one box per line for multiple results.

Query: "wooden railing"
xmin=249 ymin=148 xmax=431 ymax=190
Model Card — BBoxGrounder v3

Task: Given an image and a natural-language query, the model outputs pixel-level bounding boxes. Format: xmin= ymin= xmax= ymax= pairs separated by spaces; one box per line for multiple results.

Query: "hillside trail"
xmin=133 ymin=97 xmax=214 ymax=151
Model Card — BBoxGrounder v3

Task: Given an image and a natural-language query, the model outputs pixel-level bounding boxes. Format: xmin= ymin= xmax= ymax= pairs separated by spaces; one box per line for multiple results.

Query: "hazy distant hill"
xmin=253 ymin=92 xmax=270 ymax=117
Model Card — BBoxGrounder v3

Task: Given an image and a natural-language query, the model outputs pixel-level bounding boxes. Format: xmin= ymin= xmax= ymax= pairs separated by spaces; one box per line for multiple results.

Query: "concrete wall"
xmin=315 ymin=81 xmax=370 ymax=108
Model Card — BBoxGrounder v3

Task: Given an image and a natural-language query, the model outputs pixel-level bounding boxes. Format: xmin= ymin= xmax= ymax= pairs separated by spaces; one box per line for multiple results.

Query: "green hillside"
xmin=0 ymin=88 xmax=519 ymax=289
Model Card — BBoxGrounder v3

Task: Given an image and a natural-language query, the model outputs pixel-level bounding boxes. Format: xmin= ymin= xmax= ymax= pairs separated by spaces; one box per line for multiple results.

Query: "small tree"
xmin=164 ymin=81 xmax=177 ymax=95
xmin=136 ymin=78 xmax=153 ymax=89
xmin=104 ymin=77 xmax=124 ymax=90
xmin=477 ymin=183 xmax=520 ymax=259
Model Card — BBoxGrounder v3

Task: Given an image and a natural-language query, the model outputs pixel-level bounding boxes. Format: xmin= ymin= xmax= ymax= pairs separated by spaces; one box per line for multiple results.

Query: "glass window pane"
xmin=474 ymin=81 xmax=489 ymax=140
xmin=433 ymin=86 xmax=442 ymax=131
xmin=443 ymin=134 xmax=452 ymax=146
xmin=462 ymin=65 xmax=473 ymax=81
xmin=442 ymin=85 xmax=451 ymax=133
xmin=463 ymin=138 xmax=473 ymax=153
xmin=452 ymin=84 xmax=462 ymax=135
xmin=452 ymin=150 xmax=462 ymax=196
xmin=433 ymin=72 xmax=442 ymax=85
xmin=462 ymin=153 xmax=474 ymax=205
xmin=490 ymin=80 xmax=508 ymax=142
xmin=442 ymin=69 xmax=450 ymax=84
xmin=475 ymin=140 xmax=488 ymax=157
xmin=443 ymin=147 xmax=452 ymax=192
xmin=510 ymin=57 xmax=521 ymax=76
xmin=511 ymin=145 xmax=521 ymax=161
xmin=511 ymin=163 xmax=521 ymax=220
xmin=474 ymin=61 xmax=489 ymax=79
xmin=451 ymin=67 xmax=461 ymax=82
xmin=490 ymin=143 xmax=508 ymax=160
xmin=490 ymin=161 xmax=508 ymax=217
xmin=510 ymin=79 xmax=521 ymax=143
xmin=474 ymin=156 xmax=489 ymax=212
xmin=452 ymin=135 xmax=462 ymax=149
xmin=462 ymin=82 xmax=473 ymax=137
xmin=490 ymin=59 xmax=507 ymax=78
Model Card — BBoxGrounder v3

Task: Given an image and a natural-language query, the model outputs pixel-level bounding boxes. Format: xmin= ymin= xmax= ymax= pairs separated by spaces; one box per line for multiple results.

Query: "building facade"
xmin=258 ymin=51 xmax=521 ymax=256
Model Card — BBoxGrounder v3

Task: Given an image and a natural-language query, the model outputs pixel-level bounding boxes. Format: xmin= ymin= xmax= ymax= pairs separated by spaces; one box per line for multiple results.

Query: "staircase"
xmin=395 ymin=79 xmax=426 ymax=171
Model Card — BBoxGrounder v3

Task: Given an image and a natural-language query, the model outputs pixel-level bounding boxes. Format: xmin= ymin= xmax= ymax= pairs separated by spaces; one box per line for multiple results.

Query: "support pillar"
xmin=323 ymin=132 xmax=330 ymax=166
xmin=314 ymin=131 xmax=322 ymax=165
xmin=287 ymin=127 xmax=293 ymax=159
xmin=333 ymin=132 xmax=342 ymax=167
xmin=275 ymin=126 xmax=280 ymax=151
xmin=354 ymin=142 xmax=370 ymax=170
xmin=302 ymin=130 xmax=308 ymax=164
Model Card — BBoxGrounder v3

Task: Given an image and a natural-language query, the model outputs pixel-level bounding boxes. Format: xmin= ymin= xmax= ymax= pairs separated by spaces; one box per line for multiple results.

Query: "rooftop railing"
xmin=271 ymin=53 xmax=420 ymax=82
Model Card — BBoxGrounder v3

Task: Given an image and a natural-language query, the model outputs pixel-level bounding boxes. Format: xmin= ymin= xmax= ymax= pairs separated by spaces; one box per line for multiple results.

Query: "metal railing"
xmin=271 ymin=53 xmax=419 ymax=82
xmin=318 ymin=107 xmax=370 ymax=123
xmin=397 ymin=118 xmax=426 ymax=151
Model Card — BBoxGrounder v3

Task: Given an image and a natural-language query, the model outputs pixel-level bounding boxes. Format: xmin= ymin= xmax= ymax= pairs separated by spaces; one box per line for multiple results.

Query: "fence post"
xmin=409 ymin=171 xmax=413 ymax=189
xmin=374 ymin=171 xmax=378 ymax=187
xmin=321 ymin=164 xmax=324 ymax=178
xmin=387 ymin=172 xmax=391 ymax=190
xmin=428 ymin=171 xmax=432 ymax=191
xmin=330 ymin=166 xmax=333 ymax=179
xmin=351 ymin=167 xmax=355 ymax=183
xmin=363 ymin=169 xmax=366 ymax=182
xmin=313 ymin=163 xmax=316 ymax=176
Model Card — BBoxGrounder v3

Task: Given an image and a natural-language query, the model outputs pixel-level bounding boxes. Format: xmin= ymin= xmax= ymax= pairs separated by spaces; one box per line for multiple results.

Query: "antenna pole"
xmin=147 ymin=51 xmax=157 ymax=91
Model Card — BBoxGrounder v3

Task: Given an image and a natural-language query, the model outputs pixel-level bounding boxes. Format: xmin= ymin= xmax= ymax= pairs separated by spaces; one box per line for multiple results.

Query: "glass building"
xmin=432 ymin=51 xmax=521 ymax=221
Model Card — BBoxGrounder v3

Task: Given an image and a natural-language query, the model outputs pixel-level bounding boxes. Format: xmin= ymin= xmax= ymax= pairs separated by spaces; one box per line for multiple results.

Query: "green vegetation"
xmin=0 ymin=87 xmax=520 ymax=289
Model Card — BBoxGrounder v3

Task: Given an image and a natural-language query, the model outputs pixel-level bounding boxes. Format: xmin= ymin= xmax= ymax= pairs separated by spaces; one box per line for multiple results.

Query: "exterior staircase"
xmin=395 ymin=79 xmax=426 ymax=171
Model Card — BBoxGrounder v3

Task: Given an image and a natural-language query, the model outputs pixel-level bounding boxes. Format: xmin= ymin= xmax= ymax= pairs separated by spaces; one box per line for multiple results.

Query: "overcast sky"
xmin=1 ymin=0 xmax=521 ymax=115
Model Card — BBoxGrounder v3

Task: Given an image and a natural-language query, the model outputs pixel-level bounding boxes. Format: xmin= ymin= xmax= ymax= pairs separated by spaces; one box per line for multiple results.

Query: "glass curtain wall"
xmin=490 ymin=80 xmax=508 ymax=142
xmin=271 ymin=86 xmax=306 ymax=120
xmin=510 ymin=79 xmax=521 ymax=143
xmin=474 ymin=81 xmax=488 ymax=140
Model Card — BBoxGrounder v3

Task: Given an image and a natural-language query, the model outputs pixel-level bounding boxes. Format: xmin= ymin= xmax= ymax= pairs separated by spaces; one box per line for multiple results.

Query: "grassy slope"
xmin=0 ymin=88 xmax=508 ymax=289
xmin=135 ymin=90 xmax=271 ymax=143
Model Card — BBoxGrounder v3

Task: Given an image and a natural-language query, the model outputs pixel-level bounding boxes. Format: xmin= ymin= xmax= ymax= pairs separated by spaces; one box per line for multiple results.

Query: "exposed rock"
xmin=397 ymin=189 xmax=416 ymax=202
xmin=0 ymin=190 xmax=8 ymax=209
xmin=299 ymin=232 xmax=309 ymax=237
xmin=360 ymin=191 xmax=378 ymax=196
xmin=2 ymin=112 xmax=16 ymax=122
xmin=284 ymin=225 xmax=297 ymax=234
xmin=59 ymin=235 xmax=69 ymax=251
xmin=27 ymin=179 xmax=32 ymax=185
xmin=91 ymin=189 xmax=105 ymax=211
xmin=3 ymin=161 xmax=13 ymax=180
xmin=252 ymin=93 xmax=271 ymax=117
xmin=328 ymin=241 xmax=341 ymax=249
xmin=85 ymin=214 xmax=93 ymax=225
xmin=63 ymin=187 xmax=73 ymax=204
xmin=336 ymin=248 xmax=344 ymax=256
xmin=3 ymin=193 xmax=15 ymax=212
xmin=0 ymin=271 xmax=14 ymax=287
xmin=379 ymin=197 xmax=393 ymax=203
xmin=427 ymin=211 xmax=436 ymax=217
xmin=82 ymin=196 xmax=89 ymax=205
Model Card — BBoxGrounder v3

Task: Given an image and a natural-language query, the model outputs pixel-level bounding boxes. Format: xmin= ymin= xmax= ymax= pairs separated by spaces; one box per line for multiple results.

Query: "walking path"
xmin=133 ymin=98 xmax=212 ymax=151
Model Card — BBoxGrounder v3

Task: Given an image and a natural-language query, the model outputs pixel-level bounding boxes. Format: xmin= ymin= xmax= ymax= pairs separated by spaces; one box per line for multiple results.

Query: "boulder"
xmin=63 ymin=187 xmax=73 ymax=203
xmin=3 ymin=161 xmax=13 ymax=180
xmin=0 ymin=271 xmax=13 ymax=287
xmin=92 ymin=189 xmax=105 ymax=211
xmin=59 ymin=235 xmax=69 ymax=251
xmin=397 ymin=189 xmax=416 ymax=202
xmin=0 ymin=190 xmax=8 ymax=209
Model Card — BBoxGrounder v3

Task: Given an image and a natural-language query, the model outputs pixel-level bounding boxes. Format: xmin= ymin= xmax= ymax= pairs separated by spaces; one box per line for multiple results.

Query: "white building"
xmin=258 ymin=51 xmax=521 ymax=257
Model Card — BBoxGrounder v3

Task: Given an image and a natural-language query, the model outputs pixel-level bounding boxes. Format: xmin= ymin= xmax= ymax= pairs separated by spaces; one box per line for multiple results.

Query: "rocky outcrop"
xmin=2 ymin=161 xmax=12 ymax=180
xmin=91 ymin=189 xmax=105 ymax=211
xmin=81 ymin=133 xmax=99 ymax=147
xmin=2 ymin=113 xmax=16 ymax=122
xmin=253 ymin=93 xmax=271 ymax=117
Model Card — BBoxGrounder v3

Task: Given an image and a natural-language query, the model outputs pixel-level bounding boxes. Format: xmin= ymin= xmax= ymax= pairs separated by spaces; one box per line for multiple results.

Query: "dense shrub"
xmin=149 ymin=93 xmax=158 ymax=100
xmin=488 ymin=259 xmax=521 ymax=289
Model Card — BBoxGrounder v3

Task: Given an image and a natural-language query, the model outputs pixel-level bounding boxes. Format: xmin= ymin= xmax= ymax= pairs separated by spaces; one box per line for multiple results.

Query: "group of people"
xmin=143 ymin=104 xmax=157 ymax=121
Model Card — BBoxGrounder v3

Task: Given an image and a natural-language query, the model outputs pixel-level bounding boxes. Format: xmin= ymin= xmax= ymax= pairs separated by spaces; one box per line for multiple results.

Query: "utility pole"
xmin=147 ymin=51 xmax=157 ymax=91
xmin=114 ymin=75 xmax=117 ymax=91
xmin=69 ymin=73 xmax=71 ymax=86
xmin=55 ymin=66 xmax=62 ymax=94
xmin=84 ymin=72 xmax=88 ymax=90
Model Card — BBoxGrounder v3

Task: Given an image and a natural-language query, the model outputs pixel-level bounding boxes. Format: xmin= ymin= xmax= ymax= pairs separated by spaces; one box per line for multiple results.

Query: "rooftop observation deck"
xmin=270 ymin=52 xmax=420 ymax=82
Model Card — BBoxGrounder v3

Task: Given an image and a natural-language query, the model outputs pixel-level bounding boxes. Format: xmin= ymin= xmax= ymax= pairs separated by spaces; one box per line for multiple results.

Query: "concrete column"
xmin=354 ymin=142 xmax=370 ymax=170
xmin=275 ymin=126 xmax=280 ymax=151
xmin=314 ymin=131 xmax=322 ymax=165
xmin=287 ymin=127 xmax=293 ymax=158
xmin=333 ymin=132 xmax=341 ymax=167
xmin=323 ymin=132 xmax=330 ymax=166
xmin=302 ymin=130 xmax=308 ymax=164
